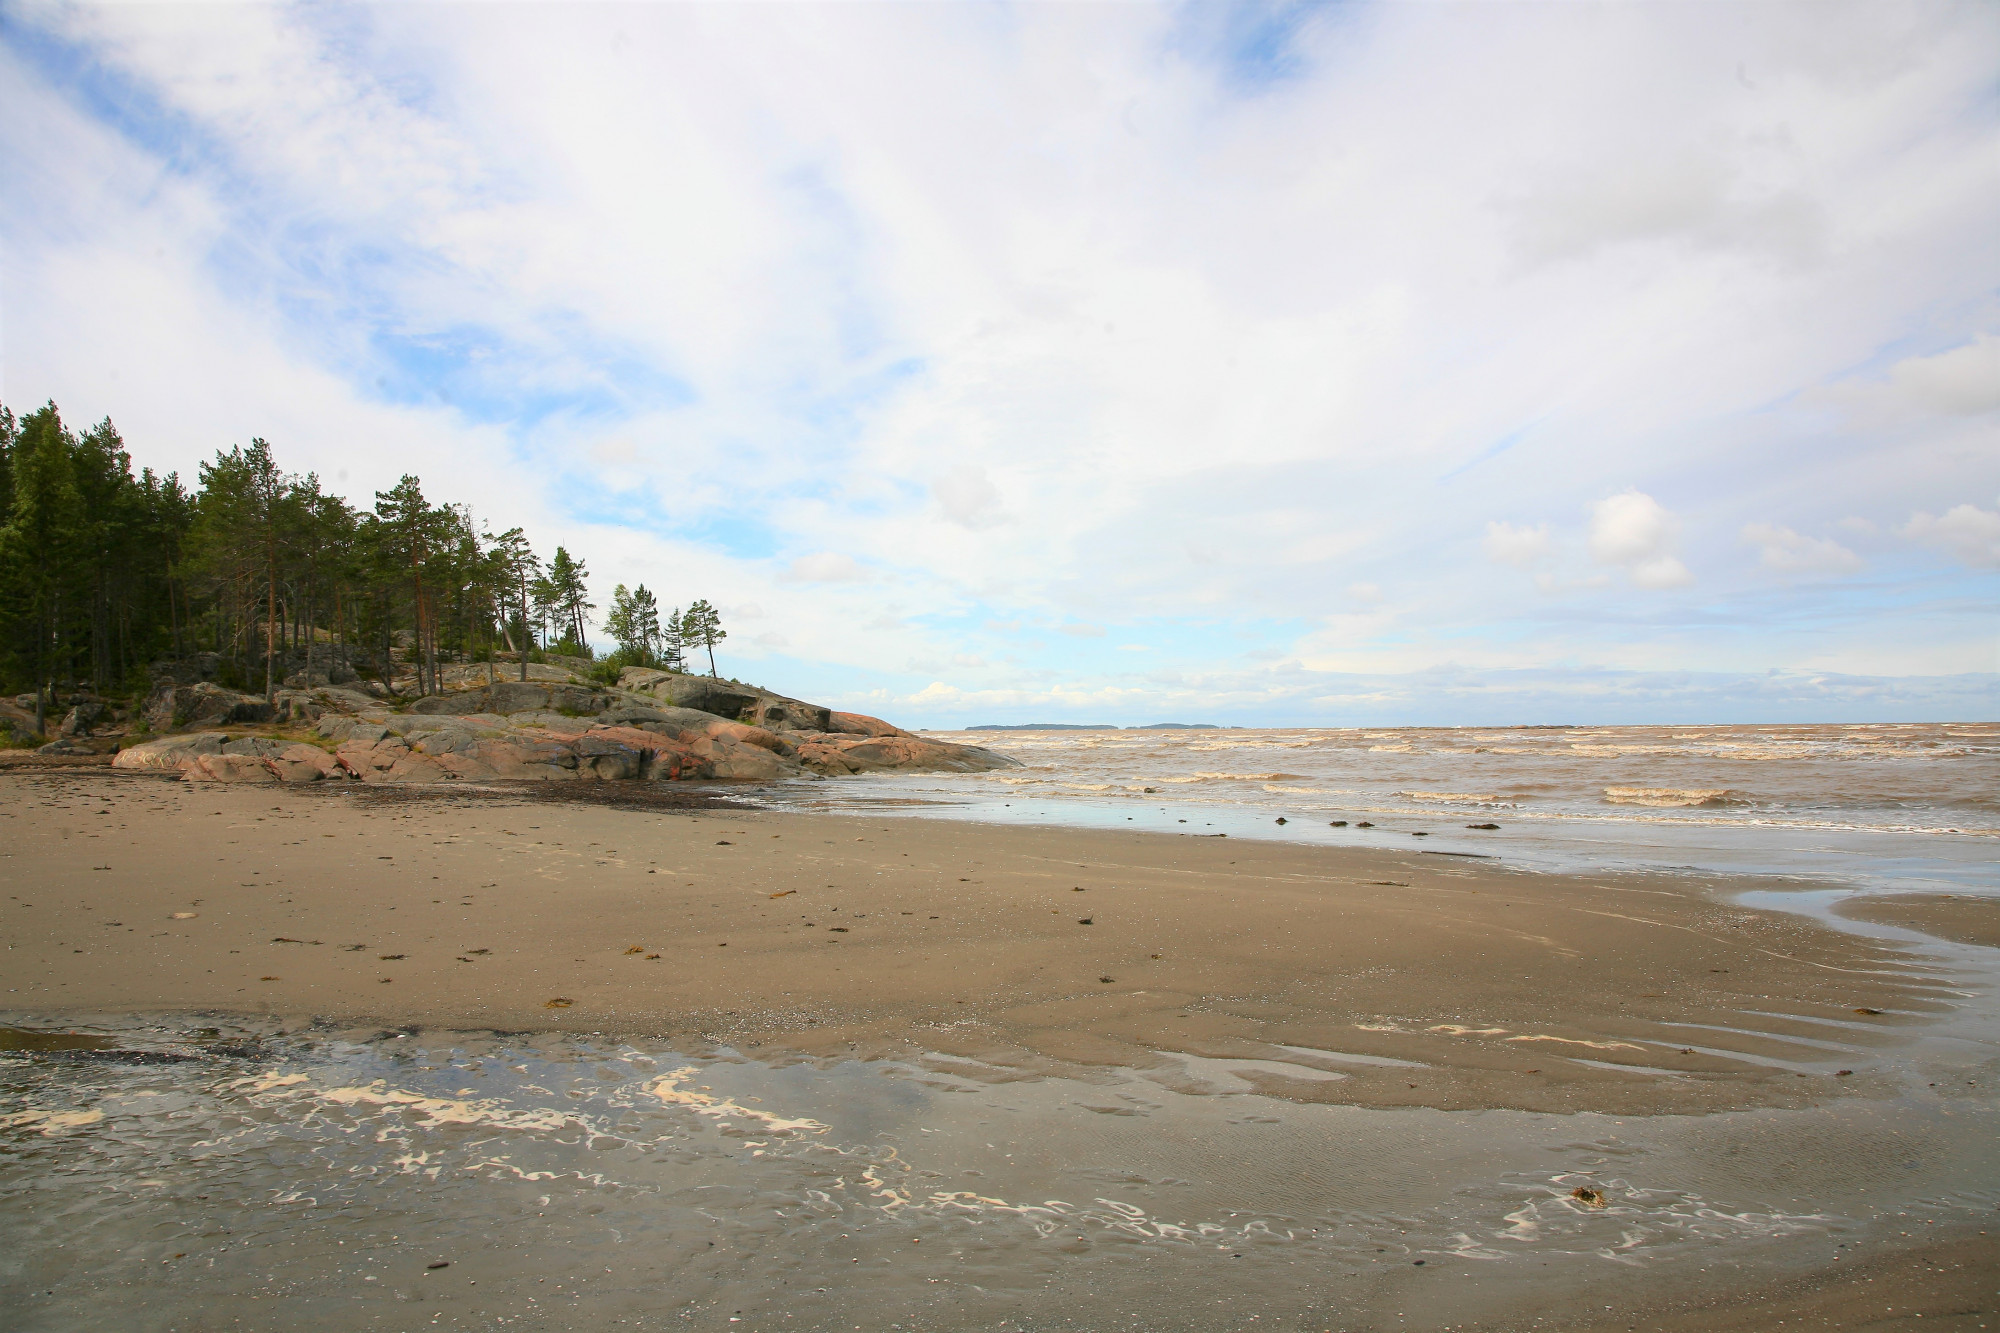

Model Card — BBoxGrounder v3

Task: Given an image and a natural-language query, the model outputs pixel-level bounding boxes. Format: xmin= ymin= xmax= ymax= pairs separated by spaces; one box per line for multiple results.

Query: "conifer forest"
xmin=0 ymin=400 xmax=722 ymax=719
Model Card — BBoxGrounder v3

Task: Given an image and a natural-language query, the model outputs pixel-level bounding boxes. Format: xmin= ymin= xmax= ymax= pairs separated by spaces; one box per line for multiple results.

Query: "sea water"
xmin=761 ymin=722 xmax=1999 ymax=896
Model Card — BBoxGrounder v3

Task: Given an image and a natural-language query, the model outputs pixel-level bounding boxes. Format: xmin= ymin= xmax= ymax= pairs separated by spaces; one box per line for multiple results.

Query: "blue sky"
xmin=1 ymin=0 xmax=1995 ymax=725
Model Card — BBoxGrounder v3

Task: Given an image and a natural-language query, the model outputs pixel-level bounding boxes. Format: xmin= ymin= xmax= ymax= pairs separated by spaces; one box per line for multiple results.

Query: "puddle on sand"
xmin=2 ymin=1019 xmax=1994 ymax=1332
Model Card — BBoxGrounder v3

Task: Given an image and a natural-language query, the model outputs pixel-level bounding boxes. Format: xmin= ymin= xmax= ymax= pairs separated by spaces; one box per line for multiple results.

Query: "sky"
xmin=1 ymin=0 xmax=1995 ymax=727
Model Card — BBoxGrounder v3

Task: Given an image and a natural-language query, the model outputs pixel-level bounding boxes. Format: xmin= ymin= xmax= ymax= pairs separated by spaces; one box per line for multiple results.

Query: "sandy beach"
xmin=4 ymin=761 xmax=1995 ymax=1332
xmin=2 ymin=764 xmax=1952 ymax=1116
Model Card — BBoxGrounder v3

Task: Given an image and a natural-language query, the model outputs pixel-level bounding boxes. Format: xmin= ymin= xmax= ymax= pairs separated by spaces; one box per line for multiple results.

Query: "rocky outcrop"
xmin=143 ymin=681 xmax=276 ymax=732
xmin=827 ymin=711 xmax=906 ymax=738
xmin=793 ymin=732 xmax=1016 ymax=775
xmin=112 ymin=734 xmax=343 ymax=784
xmin=406 ymin=681 xmax=611 ymax=717
xmin=618 ymin=669 xmax=834 ymax=732
xmin=120 ymin=657 xmax=1018 ymax=785
xmin=114 ymin=703 xmax=1017 ymax=784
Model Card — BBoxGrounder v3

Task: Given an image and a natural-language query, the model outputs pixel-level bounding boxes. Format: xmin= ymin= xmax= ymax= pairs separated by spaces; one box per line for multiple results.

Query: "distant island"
xmin=965 ymin=722 xmax=1226 ymax=731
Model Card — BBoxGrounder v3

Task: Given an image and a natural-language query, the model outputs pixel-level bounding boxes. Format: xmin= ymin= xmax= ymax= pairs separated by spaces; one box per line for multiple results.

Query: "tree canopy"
xmin=0 ymin=399 xmax=729 ymax=708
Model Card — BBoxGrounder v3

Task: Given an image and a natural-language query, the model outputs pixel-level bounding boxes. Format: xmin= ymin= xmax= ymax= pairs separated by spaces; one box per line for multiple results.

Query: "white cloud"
xmin=1484 ymin=521 xmax=1554 ymax=568
xmin=1587 ymin=491 xmax=1693 ymax=588
xmin=1741 ymin=522 xmax=1865 ymax=576
xmin=780 ymin=553 xmax=872 ymax=584
xmin=1889 ymin=335 xmax=2000 ymax=415
xmin=1058 ymin=623 xmax=1106 ymax=638
xmin=1903 ymin=503 xmax=2000 ymax=569
xmin=932 ymin=464 xmax=1004 ymax=528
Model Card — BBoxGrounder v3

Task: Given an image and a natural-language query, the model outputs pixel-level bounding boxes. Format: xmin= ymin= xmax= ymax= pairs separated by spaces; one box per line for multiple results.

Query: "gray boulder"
xmin=633 ymin=674 xmax=760 ymax=721
xmin=145 ymin=681 xmax=275 ymax=732
xmin=485 ymin=681 xmax=553 ymax=714
xmin=407 ymin=688 xmax=498 ymax=716
xmin=744 ymin=696 xmax=833 ymax=732
xmin=404 ymin=681 xmax=612 ymax=718
xmin=59 ymin=701 xmax=107 ymax=737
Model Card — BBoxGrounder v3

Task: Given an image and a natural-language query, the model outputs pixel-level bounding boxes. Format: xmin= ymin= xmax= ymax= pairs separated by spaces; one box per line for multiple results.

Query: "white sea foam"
xmin=1156 ymin=771 xmax=1313 ymax=783
xmin=1602 ymin=787 xmax=1730 ymax=808
xmin=1398 ymin=790 xmax=1515 ymax=805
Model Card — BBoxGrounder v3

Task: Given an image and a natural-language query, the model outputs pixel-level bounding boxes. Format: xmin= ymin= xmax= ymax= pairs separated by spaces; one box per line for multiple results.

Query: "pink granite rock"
xmin=273 ymin=743 xmax=344 ymax=783
xmin=794 ymin=733 xmax=1015 ymax=775
xmin=183 ymin=753 xmax=280 ymax=784
xmin=827 ymin=711 xmax=907 ymax=738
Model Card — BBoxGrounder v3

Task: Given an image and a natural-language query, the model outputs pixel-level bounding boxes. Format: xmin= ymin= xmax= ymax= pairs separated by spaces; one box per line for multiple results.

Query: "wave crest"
xmin=1157 ymin=772 xmax=1313 ymax=784
xmin=1397 ymin=790 xmax=1515 ymax=806
xmin=1603 ymin=786 xmax=1730 ymax=808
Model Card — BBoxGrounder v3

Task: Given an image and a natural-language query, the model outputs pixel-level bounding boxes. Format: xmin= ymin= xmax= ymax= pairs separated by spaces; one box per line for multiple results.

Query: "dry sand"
xmin=1 ymin=766 xmax=1955 ymax=1117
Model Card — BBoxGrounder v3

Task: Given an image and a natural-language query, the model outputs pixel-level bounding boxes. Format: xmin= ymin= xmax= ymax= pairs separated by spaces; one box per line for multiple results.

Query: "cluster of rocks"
xmin=111 ymin=668 xmax=1016 ymax=786
xmin=5 ymin=691 xmax=127 ymax=755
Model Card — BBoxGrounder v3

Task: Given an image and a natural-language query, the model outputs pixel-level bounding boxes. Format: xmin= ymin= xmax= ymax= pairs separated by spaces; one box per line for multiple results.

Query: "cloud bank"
xmin=1 ymin=0 xmax=1994 ymax=723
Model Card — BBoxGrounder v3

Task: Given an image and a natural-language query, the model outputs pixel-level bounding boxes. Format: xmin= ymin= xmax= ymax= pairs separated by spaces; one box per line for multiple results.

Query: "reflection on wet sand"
xmin=2 ymin=1012 xmax=1994 ymax=1331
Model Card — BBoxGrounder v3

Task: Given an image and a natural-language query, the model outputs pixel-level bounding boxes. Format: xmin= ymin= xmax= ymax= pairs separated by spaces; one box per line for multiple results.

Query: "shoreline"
xmin=1836 ymin=891 xmax=2000 ymax=949
xmin=3 ymin=765 xmax=1956 ymax=1117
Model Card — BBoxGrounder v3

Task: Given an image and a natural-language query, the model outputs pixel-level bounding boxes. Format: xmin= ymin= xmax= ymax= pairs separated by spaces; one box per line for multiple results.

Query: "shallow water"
xmin=3 ymin=1006 xmax=1995 ymax=1333
xmin=763 ymin=722 xmax=2000 ymax=895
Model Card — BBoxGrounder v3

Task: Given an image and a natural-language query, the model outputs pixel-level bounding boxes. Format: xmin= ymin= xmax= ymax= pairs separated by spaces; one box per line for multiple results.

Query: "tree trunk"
xmin=411 ymin=563 xmax=427 ymax=697
xmin=266 ymin=532 xmax=278 ymax=703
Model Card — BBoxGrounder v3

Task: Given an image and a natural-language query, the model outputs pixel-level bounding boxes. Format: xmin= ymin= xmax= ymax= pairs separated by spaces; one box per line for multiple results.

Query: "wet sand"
xmin=1837 ymin=892 xmax=2000 ymax=949
xmin=1525 ymin=1230 xmax=1998 ymax=1333
xmin=1 ymin=767 xmax=1953 ymax=1117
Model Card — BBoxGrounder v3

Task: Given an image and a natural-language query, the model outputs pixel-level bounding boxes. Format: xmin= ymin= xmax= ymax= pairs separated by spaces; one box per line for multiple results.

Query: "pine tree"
xmin=630 ymin=585 xmax=661 ymax=664
xmin=605 ymin=583 xmax=639 ymax=661
xmin=372 ymin=475 xmax=443 ymax=695
xmin=683 ymin=599 xmax=726 ymax=677
xmin=543 ymin=547 xmax=593 ymax=654
xmin=0 ymin=404 xmax=88 ymax=729
xmin=663 ymin=606 xmax=686 ymax=672
xmin=490 ymin=527 xmax=538 ymax=680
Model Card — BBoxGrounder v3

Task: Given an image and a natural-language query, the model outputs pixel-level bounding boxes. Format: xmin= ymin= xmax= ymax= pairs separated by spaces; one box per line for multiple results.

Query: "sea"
xmin=765 ymin=721 xmax=2000 ymax=897
xmin=4 ymin=721 xmax=1995 ymax=1330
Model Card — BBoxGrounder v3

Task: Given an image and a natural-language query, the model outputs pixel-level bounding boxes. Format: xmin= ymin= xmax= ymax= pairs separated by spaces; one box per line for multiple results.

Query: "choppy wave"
xmin=828 ymin=721 xmax=2000 ymax=888
xmin=1602 ymin=787 xmax=1731 ymax=808
xmin=1398 ymin=790 xmax=1516 ymax=806
xmin=1157 ymin=772 xmax=1314 ymax=784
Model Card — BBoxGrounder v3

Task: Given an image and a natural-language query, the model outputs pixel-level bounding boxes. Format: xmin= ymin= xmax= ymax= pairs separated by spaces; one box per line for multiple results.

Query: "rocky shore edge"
xmin=100 ymin=664 xmax=1016 ymax=786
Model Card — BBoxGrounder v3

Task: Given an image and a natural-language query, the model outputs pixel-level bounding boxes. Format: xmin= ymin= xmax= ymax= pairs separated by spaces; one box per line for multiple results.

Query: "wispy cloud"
xmin=1903 ymin=503 xmax=2000 ymax=570
xmin=1741 ymin=523 xmax=1865 ymax=577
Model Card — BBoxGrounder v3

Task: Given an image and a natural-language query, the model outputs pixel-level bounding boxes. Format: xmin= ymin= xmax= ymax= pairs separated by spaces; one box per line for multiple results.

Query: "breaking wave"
xmin=1602 ymin=787 xmax=1731 ymax=808
xmin=1398 ymin=791 xmax=1519 ymax=806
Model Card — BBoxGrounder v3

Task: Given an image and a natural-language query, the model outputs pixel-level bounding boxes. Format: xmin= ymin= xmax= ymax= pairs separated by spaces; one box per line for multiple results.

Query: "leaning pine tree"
xmin=683 ymin=599 xmax=726 ymax=677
